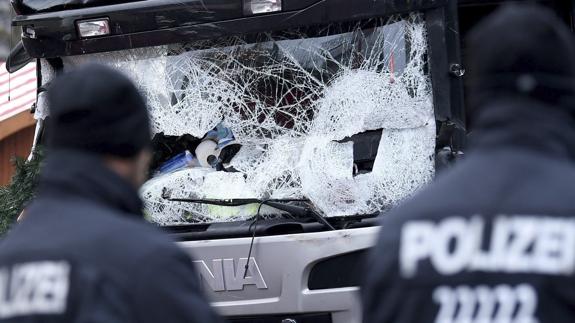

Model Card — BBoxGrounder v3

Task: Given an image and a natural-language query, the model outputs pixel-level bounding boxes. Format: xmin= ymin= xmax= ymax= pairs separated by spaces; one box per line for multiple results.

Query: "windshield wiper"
xmin=161 ymin=189 xmax=335 ymax=230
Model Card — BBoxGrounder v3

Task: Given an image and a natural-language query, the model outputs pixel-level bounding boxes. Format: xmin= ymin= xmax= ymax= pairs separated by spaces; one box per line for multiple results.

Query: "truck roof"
xmin=12 ymin=0 xmax=448 ymax=59
xmin=9 ymin=0 xmax=467 ymax=134
xmin=11 ymin=0 xmax=520 ymax=15
xmin=12 ymin=0 xmax=144 ymax=15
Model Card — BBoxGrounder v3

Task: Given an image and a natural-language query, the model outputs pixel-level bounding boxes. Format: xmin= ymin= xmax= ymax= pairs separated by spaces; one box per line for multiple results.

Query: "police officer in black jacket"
xmin=0 ymin=65 xmax=222 ymax=323
xmin=362 ymin=5 xmax=575 ymax=323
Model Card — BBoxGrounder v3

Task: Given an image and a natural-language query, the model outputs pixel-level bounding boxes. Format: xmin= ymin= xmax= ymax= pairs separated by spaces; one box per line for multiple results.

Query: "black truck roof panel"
xmin=13 ymin=0 xmax=447 ymax=58
xmin=11 ymin=0 xmax=145 ymax=15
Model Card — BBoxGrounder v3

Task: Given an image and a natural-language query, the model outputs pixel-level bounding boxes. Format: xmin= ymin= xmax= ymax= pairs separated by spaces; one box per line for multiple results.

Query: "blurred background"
xmin=0 ymin=1 xmax=13 ymax=60
xmin=0 ymin=3 xmax=35 ymax=187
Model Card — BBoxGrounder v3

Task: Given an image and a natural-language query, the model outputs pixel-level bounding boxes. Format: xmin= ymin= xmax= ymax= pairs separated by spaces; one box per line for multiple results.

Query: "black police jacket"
xmin=362 ymin=97 xmax=575 ymax=323
xmin=0 ymin=150 xmax=222 ymax=323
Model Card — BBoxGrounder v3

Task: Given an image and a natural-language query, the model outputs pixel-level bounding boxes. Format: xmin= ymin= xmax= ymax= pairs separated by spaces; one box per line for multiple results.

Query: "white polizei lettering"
xmin=6 ymin=263 xmax=34 ymax=317
xmin=432 ymin=284 xmax=538 ymax=323
xmin=400 ymin=221 xmax=434 ymax=277
xmin=433 ymin=286 xmax=456 ymax=323
xmin=493 ymin=285 xmax=515 ymax=323
xmin=532 ymin=218 xmax=575 ymax=275
xmin=468 ymin=217 xmax=490 ymax=271
xmin=400 ymin=215 xmax=575 ymax=277
xmin=471 ymin=216 xmax=512 ymax=272
xmin=431 ymin=217 xmax=476 ymax=276
xmin=504 ymin=217 xmax=538 ymax=273
xmin=30 ymin=262 xmax=69 ymax=314
xmin=515 ymin=284 xmax=538 ymax=323
xmin=559 ymin=218 xmax=575 ymax=274
xmin=475 ymin=285 xmax=496 ymax=323
xmin=0 ymin=261 xmax=70 ymax=319
xmin=0 ymin=269 xmax=8 ymax=316
xmin=491 ymin=216 xmax=513 ymax=271
xmin=454 ymin=286 xmax=475 ymax=323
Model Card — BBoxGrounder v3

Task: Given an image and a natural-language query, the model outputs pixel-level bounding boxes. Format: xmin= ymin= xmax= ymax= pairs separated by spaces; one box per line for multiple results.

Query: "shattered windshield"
xmin=54 ymin=14 xmax=435 ymax=225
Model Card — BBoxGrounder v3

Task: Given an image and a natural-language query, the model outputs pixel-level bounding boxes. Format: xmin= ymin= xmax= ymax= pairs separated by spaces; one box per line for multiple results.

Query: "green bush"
xmin=0 ymin=150 xmax=43 ymax=235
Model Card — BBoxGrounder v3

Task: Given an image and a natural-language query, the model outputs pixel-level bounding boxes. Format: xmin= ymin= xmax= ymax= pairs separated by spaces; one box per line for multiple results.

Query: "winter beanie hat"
xmin=466 ymin=4 xmax=575 ymax=117
xmin=47 ymin=64 xmax=151 ymax=158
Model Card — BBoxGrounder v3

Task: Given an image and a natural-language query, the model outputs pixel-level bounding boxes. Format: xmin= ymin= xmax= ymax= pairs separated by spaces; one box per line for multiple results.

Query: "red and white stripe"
xmin=0 ymin=61 xmax=37 ymax=122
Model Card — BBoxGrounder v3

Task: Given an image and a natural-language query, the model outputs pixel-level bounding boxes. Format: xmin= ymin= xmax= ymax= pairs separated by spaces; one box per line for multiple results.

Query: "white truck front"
xmin=10 ymin=0 xmax=466 ymax=321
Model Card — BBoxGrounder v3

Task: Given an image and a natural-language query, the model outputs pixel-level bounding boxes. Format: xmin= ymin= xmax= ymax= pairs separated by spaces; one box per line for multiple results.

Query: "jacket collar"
xmin=38 ymin=149 xmax=144 ymax=216
xmin=470 ymin=96 xmax=575 ymax=161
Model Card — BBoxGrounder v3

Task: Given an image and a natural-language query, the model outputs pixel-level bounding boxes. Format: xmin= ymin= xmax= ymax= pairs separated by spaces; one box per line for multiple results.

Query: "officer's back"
xmin=362 ymin=5 xmax=575 ymax=323
xmin=0 ymin=65 xmax=222 ymax=323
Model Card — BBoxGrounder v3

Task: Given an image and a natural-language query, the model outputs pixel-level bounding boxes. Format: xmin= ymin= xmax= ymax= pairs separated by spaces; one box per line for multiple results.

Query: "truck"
xmin=7 ymin=0 xmax=574 ymax=322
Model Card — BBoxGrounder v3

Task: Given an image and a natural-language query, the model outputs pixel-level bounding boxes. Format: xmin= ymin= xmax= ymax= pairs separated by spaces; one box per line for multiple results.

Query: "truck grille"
xmin=308 ymin=249 xmax=368 ymax=290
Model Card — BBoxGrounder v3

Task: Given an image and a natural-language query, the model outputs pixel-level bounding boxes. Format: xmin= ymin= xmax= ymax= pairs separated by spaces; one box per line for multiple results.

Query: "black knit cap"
xmin=47 ymin=64 xmax=151 ymax=158
xmin=467 ymin=4 xmax=575 ymax=117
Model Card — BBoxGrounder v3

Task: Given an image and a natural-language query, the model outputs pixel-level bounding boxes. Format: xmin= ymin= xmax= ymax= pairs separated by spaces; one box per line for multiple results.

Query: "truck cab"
xmin=7 ymin=0 xmax=574 ymax=322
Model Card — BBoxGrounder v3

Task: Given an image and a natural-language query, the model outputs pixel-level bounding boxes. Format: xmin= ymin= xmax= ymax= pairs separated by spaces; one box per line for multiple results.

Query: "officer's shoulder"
xmin=70 ymin=202 xmax=184 ymax=259
xmin=104 ymin=210 xmax=177 ymax=247
xmin=382 ymin=151 xmax=575 ymax=225
xmin=379 ymin=158 xmax=481 ymax=224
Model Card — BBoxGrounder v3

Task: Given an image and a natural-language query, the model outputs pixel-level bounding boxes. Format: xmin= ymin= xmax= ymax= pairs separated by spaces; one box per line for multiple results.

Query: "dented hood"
xmin=11 ymin=0 xmax=145 ymax=15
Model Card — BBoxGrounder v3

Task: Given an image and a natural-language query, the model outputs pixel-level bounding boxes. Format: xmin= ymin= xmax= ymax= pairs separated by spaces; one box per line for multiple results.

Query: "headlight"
xmin=244 ymin=0 xmax=282 ymax=15
xmin=76 ymin=18 xmax=111 ymax=38
xmin=23 ymin=26 xmax=36 ymax=39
